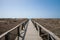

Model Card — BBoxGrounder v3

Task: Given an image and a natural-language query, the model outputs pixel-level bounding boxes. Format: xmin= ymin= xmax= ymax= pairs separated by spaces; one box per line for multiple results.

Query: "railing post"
xmin=50 ymin=35 xmax=55 ymax=40
xmin=34 ymin=23 xmax=38 ymax=31
xmin=17 ymin=26 xmax=20 ymax=40
xmin=5 ymin=33 xmax=10 ymax=40
xmin=21 ymin=23 xmax=25 ymax=30
xmin=48 ymin=34 xmax=55 ymax=40
xmin=39 ymin=26 xmax=42 ymax=36
xmin=48 ymin=34 xmax=50 ymax=40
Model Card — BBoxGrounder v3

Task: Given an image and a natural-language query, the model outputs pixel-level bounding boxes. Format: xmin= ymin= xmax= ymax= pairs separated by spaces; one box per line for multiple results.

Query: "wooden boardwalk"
xmin=25 ymin=20 xmax=43 ymax=40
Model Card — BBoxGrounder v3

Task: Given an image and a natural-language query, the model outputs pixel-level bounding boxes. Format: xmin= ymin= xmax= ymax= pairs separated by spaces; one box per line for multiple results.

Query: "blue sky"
xmin=0 ymin=0 xmax=60 ymax=18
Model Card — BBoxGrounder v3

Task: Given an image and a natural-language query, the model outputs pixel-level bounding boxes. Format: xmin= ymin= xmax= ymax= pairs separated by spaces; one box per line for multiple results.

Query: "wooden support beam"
xmin=17 ymin=26 xmax=20 ymax=40
xmin=5 ymin=33 xmax=10 ymax=40
xmin=34 ymin=23 xmax=38 ymax=31
xmin=39 ymin=26 xmax=42 ymax=36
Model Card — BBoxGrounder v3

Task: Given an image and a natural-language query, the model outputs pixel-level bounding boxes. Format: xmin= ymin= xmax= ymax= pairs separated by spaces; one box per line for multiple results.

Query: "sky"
xmin=0 ymin=0 xmax=60 ymax=18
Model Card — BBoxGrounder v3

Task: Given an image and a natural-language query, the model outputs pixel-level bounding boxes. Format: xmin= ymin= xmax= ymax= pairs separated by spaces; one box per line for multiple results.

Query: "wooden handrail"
xmin=0 ymin=20 xmax=28 ymax=38
xmin=32 ymin=20 xmax=60 ymax=40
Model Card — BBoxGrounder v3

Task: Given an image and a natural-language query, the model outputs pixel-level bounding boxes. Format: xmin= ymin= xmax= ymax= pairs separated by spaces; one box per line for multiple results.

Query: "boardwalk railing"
xmin=0 ymin=19 xmax=29 ymax=40
xmin=31 ymin=20 xmax=60 ymax=40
